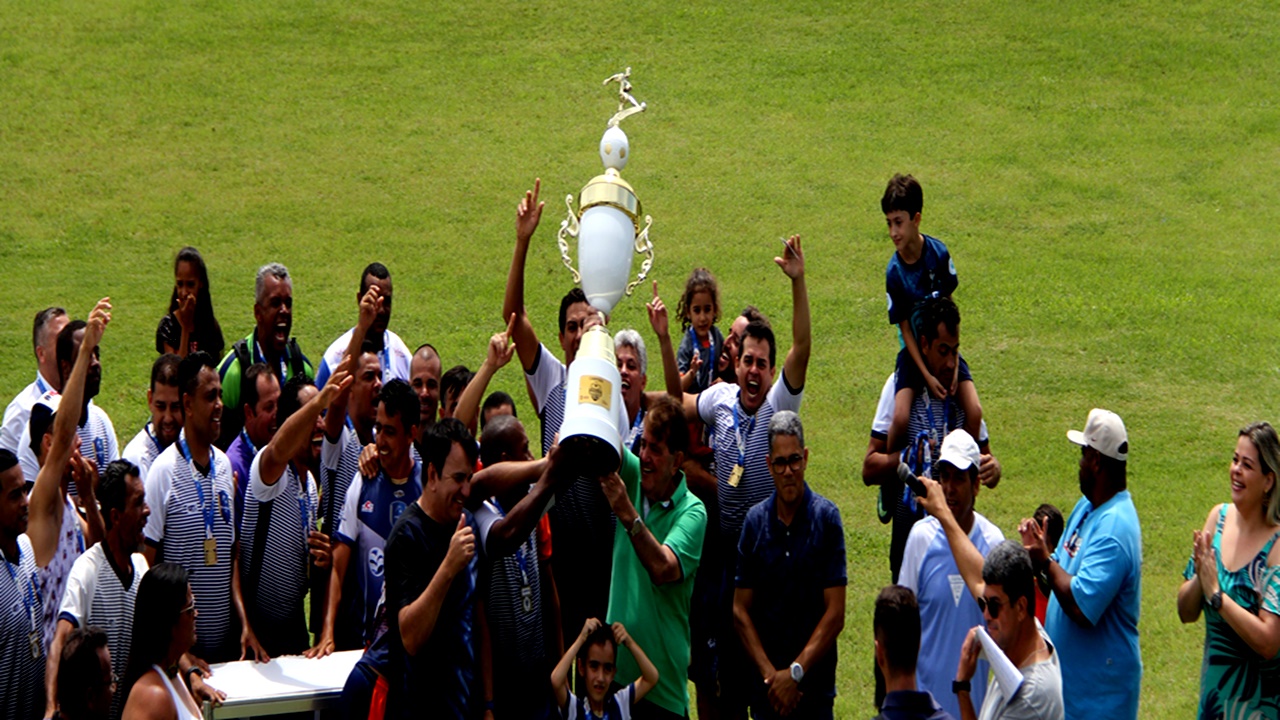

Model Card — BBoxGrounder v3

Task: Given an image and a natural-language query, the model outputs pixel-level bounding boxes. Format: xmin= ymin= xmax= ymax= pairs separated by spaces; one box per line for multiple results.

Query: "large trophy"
xmin=556 ymin=68 xmax=654 ymax=474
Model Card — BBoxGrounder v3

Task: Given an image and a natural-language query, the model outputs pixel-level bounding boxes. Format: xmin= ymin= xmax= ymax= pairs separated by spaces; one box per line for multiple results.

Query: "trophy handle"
xmin=624 ymin=215 xmax=654 ymax=297
xmin=557 ymin=194 xmax=582 ymax=284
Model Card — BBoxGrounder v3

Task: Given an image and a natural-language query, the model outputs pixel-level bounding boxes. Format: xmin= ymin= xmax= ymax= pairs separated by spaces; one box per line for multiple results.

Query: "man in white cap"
xmin=1019 ymin=409 xmax=1142 ymax=720
xmin=898 ymin=429 xmax=1004 ymax=719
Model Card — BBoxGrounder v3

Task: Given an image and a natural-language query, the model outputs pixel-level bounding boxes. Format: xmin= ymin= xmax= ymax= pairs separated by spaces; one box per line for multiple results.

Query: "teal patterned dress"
xmin=1184 ymin=505 xmax=1280 ymax=720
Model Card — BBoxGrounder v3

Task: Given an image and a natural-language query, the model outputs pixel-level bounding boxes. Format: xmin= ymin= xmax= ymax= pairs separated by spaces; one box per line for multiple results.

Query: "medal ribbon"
xmin=2 ymin=545 xmax=38 ymax=635
xmin=178 ymin=436 xmax=217 ymax=541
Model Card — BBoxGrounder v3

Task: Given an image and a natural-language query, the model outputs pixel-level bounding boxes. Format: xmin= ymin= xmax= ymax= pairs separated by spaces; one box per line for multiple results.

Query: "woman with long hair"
xmin=120 ymin=563 xmax=202 ymax=720
xmin=1178 ymin=421 xmax=1280 ymax=719
xmin=156 ymin=247 xmax=224 ymax=359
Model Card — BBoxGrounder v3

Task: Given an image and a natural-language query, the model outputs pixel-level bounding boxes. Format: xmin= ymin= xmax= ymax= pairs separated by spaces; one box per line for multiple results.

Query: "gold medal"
xmin=204 ymin=537 xmax=217 ymax=566
xmin=728 ymin=464 xmax=744 ymax=488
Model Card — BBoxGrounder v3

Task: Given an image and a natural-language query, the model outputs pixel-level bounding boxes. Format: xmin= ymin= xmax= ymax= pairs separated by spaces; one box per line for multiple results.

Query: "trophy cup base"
xmin=558 ymin=414 xmax=623 ymax=477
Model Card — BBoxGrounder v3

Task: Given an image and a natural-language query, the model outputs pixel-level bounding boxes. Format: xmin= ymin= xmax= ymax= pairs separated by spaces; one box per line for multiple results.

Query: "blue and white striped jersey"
xmin=143 ymin=432 xmax=237 ymax=662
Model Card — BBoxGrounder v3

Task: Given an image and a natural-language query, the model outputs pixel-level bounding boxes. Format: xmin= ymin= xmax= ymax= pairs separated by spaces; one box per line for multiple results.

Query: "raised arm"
xmin=917 ymin=476 xmax=987 ymax=601
xmin=598 ymin=471 xmax=683 ymax=585
xmin=504 ymin=179 xmax=545 ymax=372
xmin=259 ymin=370 xmax=351 ymax=486
xmin=482 ymin=450 xmax=569 ymax=558
xmin=552 ymin=618 xmax=600 ymax=711
xmin=776 ymin=235 xmax=810 ymax=390
xmin=455 ymin=315 xmax=516 ymax=435
xmin=646 ymin=282 xmax=683 ymax=399
xmin=31 ymin=298 xmax=110 ymax=567
xmin=468 ymin=456 xmax=549 ymax=509
xmin=613 ymin=622 xmax=660 ymax=702
xmin=324 ymin=288 xmax=381 ymax=441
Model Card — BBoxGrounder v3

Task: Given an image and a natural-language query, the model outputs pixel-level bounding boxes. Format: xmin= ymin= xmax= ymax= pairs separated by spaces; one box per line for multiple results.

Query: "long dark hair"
xmin=168 ymin=247 xmax=225 ymax=358
xmin=122 ymin=563 xmax=190 ymax=699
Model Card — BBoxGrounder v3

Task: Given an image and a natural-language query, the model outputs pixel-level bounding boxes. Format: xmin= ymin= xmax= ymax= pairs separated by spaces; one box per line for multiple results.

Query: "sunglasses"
xmin=976 ymin=595 xmax=1005 ymax=619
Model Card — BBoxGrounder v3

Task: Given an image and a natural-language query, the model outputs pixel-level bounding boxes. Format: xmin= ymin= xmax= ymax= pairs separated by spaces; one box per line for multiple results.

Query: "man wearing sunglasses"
xmin=915 ymin=474 xmax=1064 ymax=720
xmin=898 ymin=430 xmax=1004 ymax=719
xmin=733 ymin=411 xmax=847 ymax=720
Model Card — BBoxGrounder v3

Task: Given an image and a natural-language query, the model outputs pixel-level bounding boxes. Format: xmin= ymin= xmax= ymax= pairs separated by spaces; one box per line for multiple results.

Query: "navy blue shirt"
xmin=885 ymin=234 xmax=957 ymax=327
xmin=736 ymin=485 xmax=847 ymax=698
xmin=384 ymin=503 xmax=479 ymax=720
xmin=875 ymin=690 xmax=956 ymax=720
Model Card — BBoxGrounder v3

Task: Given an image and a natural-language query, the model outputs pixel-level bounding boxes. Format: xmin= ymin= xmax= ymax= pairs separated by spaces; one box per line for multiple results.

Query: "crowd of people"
xmin=1 ymin=174 xmax=1277 ymax=720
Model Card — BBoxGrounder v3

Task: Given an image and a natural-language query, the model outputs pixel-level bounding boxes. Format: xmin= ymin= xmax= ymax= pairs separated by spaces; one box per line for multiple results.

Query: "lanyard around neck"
xmin=178 ymin=437 xmax=217 ymax=540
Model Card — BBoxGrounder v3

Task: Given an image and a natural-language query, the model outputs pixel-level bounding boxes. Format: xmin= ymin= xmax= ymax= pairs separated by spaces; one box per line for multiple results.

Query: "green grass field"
xmin=4 ymin=0 xmax=1279 ymax=715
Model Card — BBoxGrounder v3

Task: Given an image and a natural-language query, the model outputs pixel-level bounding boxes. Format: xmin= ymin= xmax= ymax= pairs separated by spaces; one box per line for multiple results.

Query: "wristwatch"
xmin=953 ymin=680 xmax=971 ymax=694
xmin=628 ymin=516 xmax=645 ymax=538
xmin=789 ymin=661 xmax=804 ymax=683
xmin=1208 ymin=590 xmax=1223 ymax=611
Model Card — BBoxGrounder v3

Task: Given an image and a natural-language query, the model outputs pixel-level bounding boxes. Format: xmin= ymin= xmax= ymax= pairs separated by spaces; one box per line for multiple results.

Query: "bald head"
xmin=410 ymin=344 xmax=442 ymax=427
xmin=479 ymin=415 xmax=530 ymax=467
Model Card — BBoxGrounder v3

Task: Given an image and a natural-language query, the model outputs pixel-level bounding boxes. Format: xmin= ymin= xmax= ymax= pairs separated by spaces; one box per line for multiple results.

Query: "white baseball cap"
xmin=1067 ymin=408 xmax=1128 ymax=461
xmin=938 ymin=429 xmax=980 ymax=472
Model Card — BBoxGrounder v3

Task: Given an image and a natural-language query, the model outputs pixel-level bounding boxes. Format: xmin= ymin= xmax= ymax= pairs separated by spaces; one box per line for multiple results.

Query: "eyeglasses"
xmin=770 ymin=454 xmax=805 ymax=474
xmin=181 ymin=599 xmax=197 ymax=616
xmin=977 ymin=595 xmax=1005 ymax=620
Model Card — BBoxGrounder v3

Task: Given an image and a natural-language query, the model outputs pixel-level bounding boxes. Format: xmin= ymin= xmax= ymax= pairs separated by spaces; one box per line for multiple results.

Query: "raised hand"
xmin=774 ymin=234 xmax=804 ymax=280
xmin=488 ymin=314 xmax=518 ymax=370
xmin=579 ymin=617 xmax=602 ymax=642
xmin=646 ymin=280 xmax=669 ymax=338
xmin=915 ymin=476 xmax=947 ymax=519
xmin=516 ymin=178 xmax=545 ymax=245
xmin=598 ymin=471 xmax=628 ymax=513
xmin=611 ymin=622 xmax=632 ymax=648
xmin=83 ymin=297 xmax=112 ymax=351
xmin=978 ymin=453 xmax=1002 ymax=488
xmin=318 ymin=368 xmax=353 ymax=409
xmin=357 ymin=286 xmax=382 ymax=332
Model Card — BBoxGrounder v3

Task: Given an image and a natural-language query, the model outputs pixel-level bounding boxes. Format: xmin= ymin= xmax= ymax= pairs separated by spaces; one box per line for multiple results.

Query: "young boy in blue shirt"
xmin=881 ymin=174 xmax=982 ymax=493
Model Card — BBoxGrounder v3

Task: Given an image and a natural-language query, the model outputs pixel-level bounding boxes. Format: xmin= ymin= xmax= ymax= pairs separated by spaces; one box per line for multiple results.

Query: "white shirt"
xmin=315 ymin=327 xmax=413 ymax=387
xmin=1 ymin=372 xmax=55 ymax=454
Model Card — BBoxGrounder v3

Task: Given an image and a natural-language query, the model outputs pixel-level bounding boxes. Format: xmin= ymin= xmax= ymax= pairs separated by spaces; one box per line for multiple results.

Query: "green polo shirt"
xmin=606 ymin=448 xmax=706 ymax=716
xmin=217 ymin=332 xmax=313 ymax=411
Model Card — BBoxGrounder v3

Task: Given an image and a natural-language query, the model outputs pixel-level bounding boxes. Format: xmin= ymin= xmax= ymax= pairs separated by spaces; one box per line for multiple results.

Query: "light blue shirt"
xmin=1046 ymin=490 xmax=1142 ymax=720
xmin=899 ymin=513 xmax=1004 ymax=720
